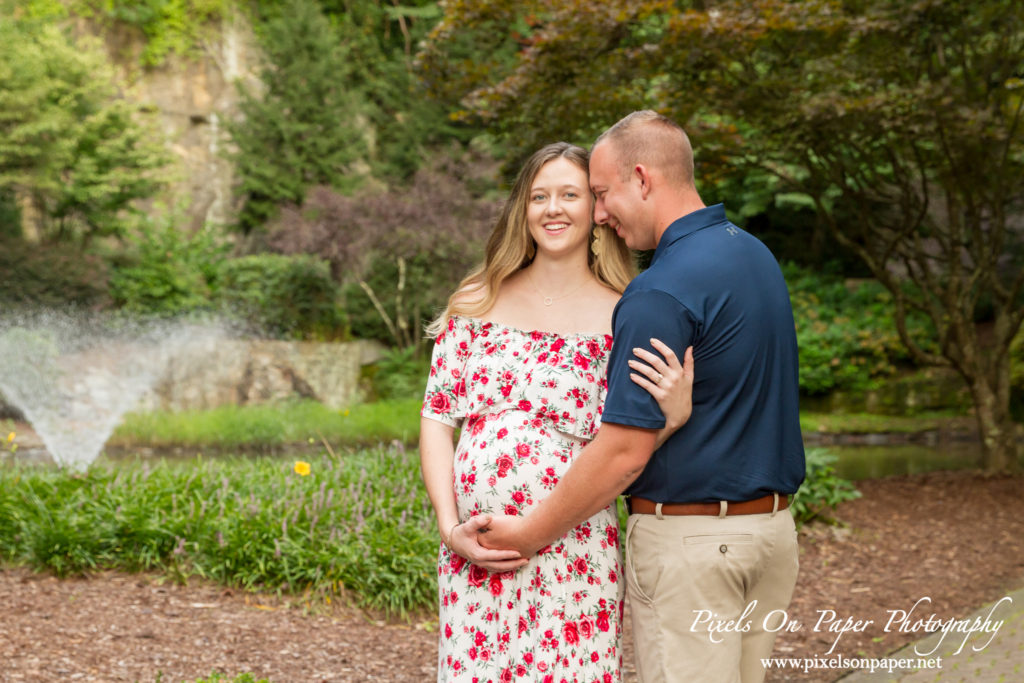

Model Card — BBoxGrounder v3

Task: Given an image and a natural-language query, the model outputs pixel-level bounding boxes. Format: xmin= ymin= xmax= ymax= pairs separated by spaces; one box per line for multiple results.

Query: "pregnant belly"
xmin=452 ymin=411 xmax=586 ymax=518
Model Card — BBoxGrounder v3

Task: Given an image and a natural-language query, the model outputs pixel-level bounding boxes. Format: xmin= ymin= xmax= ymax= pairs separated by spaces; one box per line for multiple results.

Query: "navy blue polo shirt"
xmin=602 ymin=204 xmax=805 ymax=503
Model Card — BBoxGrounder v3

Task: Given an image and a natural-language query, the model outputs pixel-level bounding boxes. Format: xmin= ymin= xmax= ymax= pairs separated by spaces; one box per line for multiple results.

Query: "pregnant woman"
xmin=420 ymin=142 xmax=692 ymax=682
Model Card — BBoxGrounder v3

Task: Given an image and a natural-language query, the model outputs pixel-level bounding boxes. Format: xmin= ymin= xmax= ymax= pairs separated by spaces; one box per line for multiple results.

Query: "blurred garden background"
xmin=0 ymin=0 xmax=1022 ymax=680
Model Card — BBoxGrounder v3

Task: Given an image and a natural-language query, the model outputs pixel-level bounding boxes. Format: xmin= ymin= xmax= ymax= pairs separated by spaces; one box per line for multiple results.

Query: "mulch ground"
xmin=1 ymin=469 xmax=1022 ymax=683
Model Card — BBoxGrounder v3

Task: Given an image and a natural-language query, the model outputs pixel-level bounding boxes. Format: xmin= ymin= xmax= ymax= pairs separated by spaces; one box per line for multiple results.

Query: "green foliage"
xmin=424 ymin=0 xmax=1024 ymax=469
xmin=0 ymin=17 xmax=170 ymax=243
xmin=0 ymin=237 xmax=110 ymax=308
xmin=75 ymin=0 xmax=232 ymax=66
xmin=193 ymin=674 xmax=269 ymax=683
xmin=111 ymin=398 xmax=422 ymax=449
xmin=0 ymin=190 xmax=20 ymax=239
xmin=784 ymin=264 xmax=936 ymax=395
xmin=109 ymin=219 xmax=228 ymax=316
xmin=226 ymin=0 xmax=369 ymax=231
xmin=362 ymin=346 xmax=433 ymax=401
xmin=342 ymin=251 xmax=451 ymax=348
xmin=269 ymin=151 xmax=496 ymax=348
xmin=108 ymin=218 xmax=346 ymax=338
xmin=790 ymin=448 xmax=861 ymax=527
xmin=0 ymin=447 xmax=438 ymax=615
xmin=216 ymin=254 xmax=346 ymax=340
xmin=321 ymin=0 xmax=462 ymax=180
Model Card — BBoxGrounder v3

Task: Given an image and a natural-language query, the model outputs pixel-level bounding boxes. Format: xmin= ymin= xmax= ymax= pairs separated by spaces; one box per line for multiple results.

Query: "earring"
xmin=590 ymin=226 xmax=602 ymax=256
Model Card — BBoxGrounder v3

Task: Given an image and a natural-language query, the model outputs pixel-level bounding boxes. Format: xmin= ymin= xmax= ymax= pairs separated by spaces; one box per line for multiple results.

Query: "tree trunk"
xmin=966 ymin=372 xmax=1022 ymax=473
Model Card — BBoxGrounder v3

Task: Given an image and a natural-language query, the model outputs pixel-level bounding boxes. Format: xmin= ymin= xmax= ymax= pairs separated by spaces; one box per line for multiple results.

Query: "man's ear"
xmin=634 ymin=164 xmax=653 ymax=199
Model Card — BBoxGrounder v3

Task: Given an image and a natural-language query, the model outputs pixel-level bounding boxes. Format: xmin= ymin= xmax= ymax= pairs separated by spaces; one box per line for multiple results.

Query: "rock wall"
xmin=82 ymin=11 xmax=263 ymax=232
xmin=135 ymin=339 xmax=385 ymax=412
xmin=0 ymin=339 xmax=384 ymax=418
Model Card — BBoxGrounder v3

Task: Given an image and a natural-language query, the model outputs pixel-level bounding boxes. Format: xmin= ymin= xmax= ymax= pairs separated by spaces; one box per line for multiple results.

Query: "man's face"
xmin=589 ymin=143 xmax=653 ymax=250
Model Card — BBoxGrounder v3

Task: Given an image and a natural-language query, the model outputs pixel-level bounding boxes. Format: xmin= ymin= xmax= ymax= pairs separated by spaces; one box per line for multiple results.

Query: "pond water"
xmin=826 ymin=442 xmax=981 ymax=480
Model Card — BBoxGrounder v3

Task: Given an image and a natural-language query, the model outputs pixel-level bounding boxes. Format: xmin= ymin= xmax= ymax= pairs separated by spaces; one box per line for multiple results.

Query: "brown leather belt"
xmin=629 ymin=494 xmax=788 ymax=516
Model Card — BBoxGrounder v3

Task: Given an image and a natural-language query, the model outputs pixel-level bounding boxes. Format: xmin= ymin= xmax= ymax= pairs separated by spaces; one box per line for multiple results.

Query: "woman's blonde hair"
xmin=426 ymin=142 xmax=635 ymax=337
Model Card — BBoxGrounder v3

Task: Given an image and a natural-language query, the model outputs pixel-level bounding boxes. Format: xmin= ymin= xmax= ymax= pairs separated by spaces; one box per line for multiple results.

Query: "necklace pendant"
xmin=543 ymin=296 xmax=553 ymax=306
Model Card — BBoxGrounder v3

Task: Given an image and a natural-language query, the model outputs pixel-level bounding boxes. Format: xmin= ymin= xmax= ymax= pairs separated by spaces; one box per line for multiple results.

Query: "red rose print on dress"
xmin=579 ymin=615 xmax=595 ymax=639
xmin=467 ymin=564 xmax=488 ymax=588
xmin=430 ymin=392 xmax=451 ymax=414
xmin=496 ymin=454 xmax=514 ymax=477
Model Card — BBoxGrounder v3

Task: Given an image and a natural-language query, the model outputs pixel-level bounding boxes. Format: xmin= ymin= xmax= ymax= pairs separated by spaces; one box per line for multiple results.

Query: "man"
xmin=480 ymin=110 xmax=805 ymax=682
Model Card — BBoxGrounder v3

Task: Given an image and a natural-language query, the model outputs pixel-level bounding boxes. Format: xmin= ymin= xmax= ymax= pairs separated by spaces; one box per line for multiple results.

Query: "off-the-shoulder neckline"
xmin=450 ymin=315 xmax=612 ymax=341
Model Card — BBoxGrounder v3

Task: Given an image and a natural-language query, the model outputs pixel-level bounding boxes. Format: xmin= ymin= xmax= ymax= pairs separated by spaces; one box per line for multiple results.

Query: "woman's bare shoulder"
xmin=451 ymin=282 xmax=488 ymax=308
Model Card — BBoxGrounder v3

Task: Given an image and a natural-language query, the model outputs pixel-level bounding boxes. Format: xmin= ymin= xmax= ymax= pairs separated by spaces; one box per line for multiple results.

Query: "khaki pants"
xmin=625 ymin=508 xmax=799 ymax=683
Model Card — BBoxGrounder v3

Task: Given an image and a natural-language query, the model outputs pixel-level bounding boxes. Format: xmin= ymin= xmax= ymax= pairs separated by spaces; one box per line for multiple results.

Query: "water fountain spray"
xmin=0 ymin=310 xmax=226 ymax=470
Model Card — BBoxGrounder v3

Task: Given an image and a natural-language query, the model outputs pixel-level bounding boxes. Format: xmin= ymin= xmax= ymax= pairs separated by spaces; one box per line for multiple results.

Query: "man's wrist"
xmin=519 ymin=515 xmax=549 ymax=557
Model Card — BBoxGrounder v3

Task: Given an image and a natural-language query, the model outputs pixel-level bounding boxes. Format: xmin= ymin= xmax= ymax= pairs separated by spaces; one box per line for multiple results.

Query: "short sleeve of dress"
xmin=421 ymin=316 xmax=473 ymax=428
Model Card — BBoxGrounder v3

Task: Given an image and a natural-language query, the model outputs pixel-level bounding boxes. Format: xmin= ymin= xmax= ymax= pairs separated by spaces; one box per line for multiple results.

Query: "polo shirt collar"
xmin=651 ymin=204 xmax=727 ymax=265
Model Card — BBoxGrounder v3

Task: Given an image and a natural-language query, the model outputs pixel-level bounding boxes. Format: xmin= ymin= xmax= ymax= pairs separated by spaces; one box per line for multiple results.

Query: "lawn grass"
xmin=110 ymin=398 xmax=422 ymax=450
xmin=109 ymin=399 xmax=971 ymax=454
xmin=799 ymin=410 xmax=972 ymax=435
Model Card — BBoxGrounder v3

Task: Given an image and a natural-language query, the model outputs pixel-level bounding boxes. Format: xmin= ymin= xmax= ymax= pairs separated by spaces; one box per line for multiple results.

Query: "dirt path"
xmin=1 ymin=470 xmax=1022 ymax=682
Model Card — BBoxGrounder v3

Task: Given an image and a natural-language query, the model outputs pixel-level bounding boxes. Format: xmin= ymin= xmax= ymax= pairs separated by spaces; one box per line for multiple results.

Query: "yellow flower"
xmin=6 ymin=432 xmax=13 ymax=443
xmin=293 ymin=460 xmax=311 ymax=476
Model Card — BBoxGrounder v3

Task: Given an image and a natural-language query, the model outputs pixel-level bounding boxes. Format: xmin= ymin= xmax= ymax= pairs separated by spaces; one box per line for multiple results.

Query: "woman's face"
xmin=526 ymin=157 xmax=593 ymax=260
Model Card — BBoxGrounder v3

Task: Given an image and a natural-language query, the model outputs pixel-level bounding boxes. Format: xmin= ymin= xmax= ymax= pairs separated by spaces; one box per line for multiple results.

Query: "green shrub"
xmin=362 ymin=346 xmax=433 ymax=401
xmin=0 ymin=237 xmax=110 ymax=308
xmin=790 ymin=448 xmax=861 ymax=526
xmin=342 ymin=251 xmax=455 ymax=347
xmin=193 ymin=672 xmax=269 ymax=683
xmin=108 ymin=219 xmax=226 ymax=316
xmin=216 ymin=254 xmax=346 ymax=340
xmin=784 ymin=264 xmax=936 ymax=395
xmin=227 ymin=0 xmax=368 ymax=231
xmin=0 ymin=447 xmax=437 ymax=616
xmin=109 ymin=220 xmax=346 ymax=339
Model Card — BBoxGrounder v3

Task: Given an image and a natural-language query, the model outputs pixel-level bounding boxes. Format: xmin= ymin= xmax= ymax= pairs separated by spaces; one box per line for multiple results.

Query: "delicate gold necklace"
xmin=526 ymin=270 xmax=590 ymax=306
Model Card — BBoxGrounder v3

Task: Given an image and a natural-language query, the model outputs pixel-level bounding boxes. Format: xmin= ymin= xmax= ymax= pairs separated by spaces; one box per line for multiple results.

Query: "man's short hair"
xmin=593 ymin=110 xmax=695 ymax=187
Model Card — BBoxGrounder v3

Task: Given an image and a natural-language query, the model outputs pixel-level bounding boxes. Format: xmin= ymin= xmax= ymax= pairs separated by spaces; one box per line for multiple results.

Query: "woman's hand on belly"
xmin=450 ymin=514 xmax=530 ymax=573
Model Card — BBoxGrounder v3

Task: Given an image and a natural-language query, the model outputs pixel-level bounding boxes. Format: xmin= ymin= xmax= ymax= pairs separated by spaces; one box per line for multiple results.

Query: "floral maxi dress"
xmin=422 ymin=316 xmax=624 ymax=683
